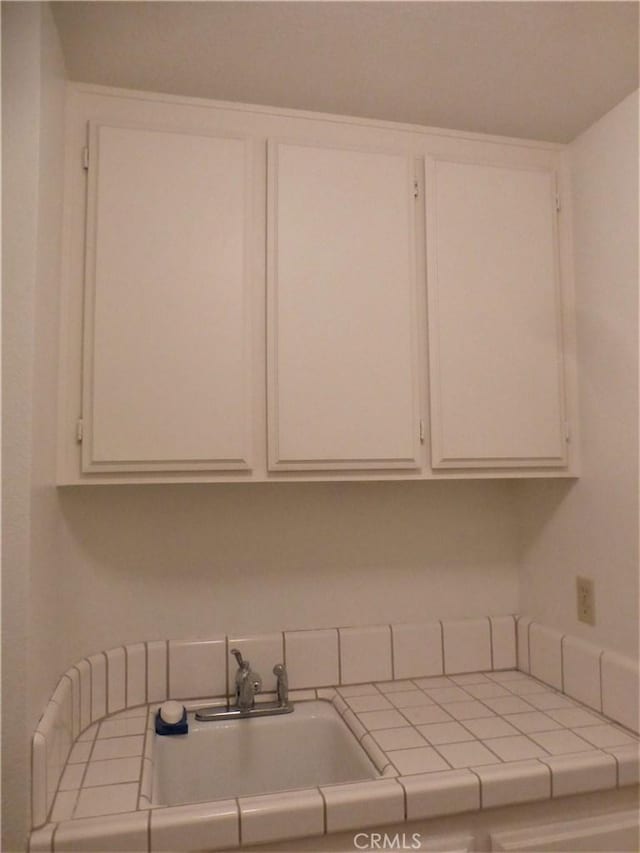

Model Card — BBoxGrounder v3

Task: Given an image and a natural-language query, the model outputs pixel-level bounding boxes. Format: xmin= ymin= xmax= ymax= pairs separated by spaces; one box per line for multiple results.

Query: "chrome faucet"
xmin=231 ymin=648 xmax=262 ymax=710
xmin=195 ymin=651 xmax=293 ymax=722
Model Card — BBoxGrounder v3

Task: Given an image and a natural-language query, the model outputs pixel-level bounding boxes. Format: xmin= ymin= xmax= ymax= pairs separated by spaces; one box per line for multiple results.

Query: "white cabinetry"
xmin=57 ymin=85 xmax=578 ymax=483
xmin=81 ymin=122 xmax=253 ymax=472
xmin=490 ymin=810 xmax=640 ymax=851
xmin=425 ymin=158 xmax=567 ymax=469
xmin=267 ymin=141 xmax=421 ymax=470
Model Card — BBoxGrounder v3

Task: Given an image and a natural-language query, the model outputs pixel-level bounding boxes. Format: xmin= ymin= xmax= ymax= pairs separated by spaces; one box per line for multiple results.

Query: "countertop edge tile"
xmin=29 ymin=823 xmax=56 ymax=853
xmin=53 ymin=811 xmax=149 ymax=853
xmin=539 ymin=750 xmax=617 ymax=798
xmin=321 ymin=778 xmax=404 ymax=834
xmin=150 ymin=799 xmax=239 ymax=852
xmin=604 ymin=743 xmax=640 ymax=786
xmin=399 ymin=769 xmax=479 ymax=821
xmin=239 ymin=788 xmax=324 ymax=846
xmin=472 ymin=760 xmax=550 ymax=809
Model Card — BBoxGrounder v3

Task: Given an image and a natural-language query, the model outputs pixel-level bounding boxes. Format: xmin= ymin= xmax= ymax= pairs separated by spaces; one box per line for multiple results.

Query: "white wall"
xmin=28 ymin=0 xmax=67 ymax=759
xmin=2 ymin=3 xmax=67 ymax=848
xmin=516 ymin=91 xmax=639 ymax=659
xmin=55 ymin=480 xmax=519 ymax=660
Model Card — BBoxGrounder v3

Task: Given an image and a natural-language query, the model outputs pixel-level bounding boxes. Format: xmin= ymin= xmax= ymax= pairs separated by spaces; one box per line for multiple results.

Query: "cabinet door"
xmin=82 ymin=123 xmax=253 ymax=472
xmin=425 ymin=158 xmax=567 ymax=469
xmin=267 ymin=141 xmax=421 ymax=471
xmin=490 ymin=810 xmax=640 ymax=851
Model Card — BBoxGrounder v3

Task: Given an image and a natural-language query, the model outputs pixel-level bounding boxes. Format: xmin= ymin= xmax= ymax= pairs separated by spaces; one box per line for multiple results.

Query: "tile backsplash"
xmin=31 ymin=614 xmax=640 ymax=829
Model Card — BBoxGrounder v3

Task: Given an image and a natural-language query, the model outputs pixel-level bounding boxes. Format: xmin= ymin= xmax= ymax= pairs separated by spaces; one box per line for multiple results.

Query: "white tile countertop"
xmin=31 ymin=669 xmax=640 ymax=852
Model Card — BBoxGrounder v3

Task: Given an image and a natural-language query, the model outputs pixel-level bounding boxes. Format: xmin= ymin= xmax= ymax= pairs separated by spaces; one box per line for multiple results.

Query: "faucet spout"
xmin=230 ymin=648 xmax=262 ymax=710
xmin=195 ymin=654 xmax=293 ymax=722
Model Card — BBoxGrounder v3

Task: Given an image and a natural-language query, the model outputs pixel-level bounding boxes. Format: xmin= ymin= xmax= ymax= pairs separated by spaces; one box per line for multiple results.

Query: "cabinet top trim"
xmin=68 ymin=81 xmax=564 ymax=153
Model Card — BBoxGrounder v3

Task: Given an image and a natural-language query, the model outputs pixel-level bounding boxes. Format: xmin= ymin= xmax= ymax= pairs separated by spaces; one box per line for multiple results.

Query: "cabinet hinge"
xmin=82 ymin=146 xmax=89 ymax=171
xmin=564 ymin=420 xmax=570 ymax=442
xmin=76 ymin=418 xmax=84 ymax=443
xmin=419 ymin=419 xmax=425 ymax=444
xmin=413 ymin=180 xmax=419 ymax=200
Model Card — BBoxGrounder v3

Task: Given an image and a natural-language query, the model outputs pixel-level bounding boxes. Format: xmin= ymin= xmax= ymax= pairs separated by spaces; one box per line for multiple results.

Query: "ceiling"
xmin=52 ymin=1 xmax=639 ymax=143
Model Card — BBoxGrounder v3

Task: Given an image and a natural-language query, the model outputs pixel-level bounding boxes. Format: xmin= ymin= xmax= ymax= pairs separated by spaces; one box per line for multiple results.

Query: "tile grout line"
xmin=71 ymin=667 xmax=82 ymax=737
xmin=609 ymin=749 xmax=621 ymax=788
xmin=76 ymin=718 xmax=148 ymax=739
xmin=468 ymin=768 xmax=483 ymax=809
xmin=507 ymin=729 xmax=553 ymax=759
xmin=545 ymin=758 xmax=554 ymax=797
xmin=63 ymin=802 xmax=153 ymax=823
xmin=531 ymin=758 xmax=554 ymax=799
xmin=52 ymin=787 xmax=81 ymax=825
xmin=453 ymin=716 xmax=504 ymax=745
xmin=137 ymin=710 xmax=151 ymax=809
xmin=164 ymin=640 xmax=169 ymax=702
xmin=99 ymin=652 xmax=108 ymax=720
xmin=61 ymin=674 xmax=75 ymax=744
xmin=71 ymin=719 xmax=100 ymax=819
xmin=71 ymin=746 xmax=145 ymax=766
xmin=388 ymin=759 xmax=401 ymax=775
xmin=398 ymin=776 xmax=408 ymax=821
xmin=86 ymin=659 xmax=93 ymax=733
xmin=423 ymin=740 xmax=455 ymax=770
xmin=144 ymin=643 xmax=149 ymax=705
xmin=104 ymin=651 xmax=111 ymax=716
xmin=65 ymin=776 xmax=147 ymax=794
xmin=389 ymin=625 xmax=395 ymax=680
xmin=487 ymin=617 xmax=494 ymax=671
xmin=281 ymin=631 xmax=286 ymax=668
xmin=83 ymin=659 xmax=91 ymax=727
xmin=146 ymin=809 xmax=151 ymax=853
xmin=70 ymin=668 xmax=80 ymax=739
xmin=474 ymin=736 xmax=508 ymax=764
xmin=123 ymin=645 xmax=129 ymax=711
xmin=318 ymin=786 xmax=328 ymax=835
xmin=236 ymin=797 xmax=242 ymax=846
xmin=50 ymin=822 xmax=61 ymax=853
xmin=32 ymin=728 xmax=42 ymax=827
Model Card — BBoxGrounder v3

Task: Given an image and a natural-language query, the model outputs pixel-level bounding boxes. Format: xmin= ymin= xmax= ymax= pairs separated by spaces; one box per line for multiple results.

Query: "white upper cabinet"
xmin=424 ymin=157 xmax=567 ymax=469
xmin=266 ymin=141 xmax=422 ymax=470
xmin=81 ymin=123 xmax=253 ymax=472
xmin=58 ymin=86 xmax=578 ymax=483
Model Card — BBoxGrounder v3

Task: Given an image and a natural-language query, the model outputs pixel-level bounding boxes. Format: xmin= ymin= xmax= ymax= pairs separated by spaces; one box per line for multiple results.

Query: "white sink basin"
xmin=152 ymin=700 xmax=379 ymax=806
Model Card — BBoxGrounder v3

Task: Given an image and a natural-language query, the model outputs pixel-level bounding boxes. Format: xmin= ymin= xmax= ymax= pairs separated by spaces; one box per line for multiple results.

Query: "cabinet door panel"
xmin=268 ymin=141 xmax=421 ymax=470
xmin=490 ymin=810 xmax=640 ymax=851
xmin=426 ymin=158 xmax=566 ymax=468
xmin=83 ymin=123 xmax=252 ymax=471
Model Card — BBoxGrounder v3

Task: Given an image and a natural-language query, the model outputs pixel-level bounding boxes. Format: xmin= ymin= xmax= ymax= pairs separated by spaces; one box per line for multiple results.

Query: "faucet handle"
xmin=230 ymin=648 xmax=248 ymax=669
xmin=273 ymin=663 xmax=288 ymax=706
